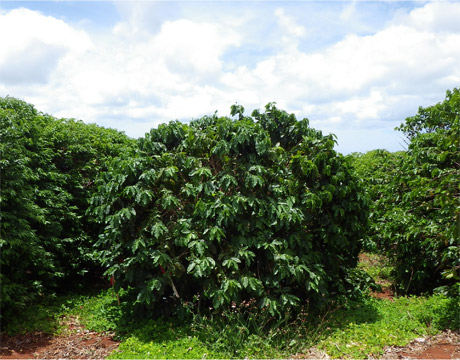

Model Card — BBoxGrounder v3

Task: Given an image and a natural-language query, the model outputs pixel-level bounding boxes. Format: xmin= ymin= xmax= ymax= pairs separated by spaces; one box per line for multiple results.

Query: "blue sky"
xmin=1 ymin=1 xmax=459 ymax=154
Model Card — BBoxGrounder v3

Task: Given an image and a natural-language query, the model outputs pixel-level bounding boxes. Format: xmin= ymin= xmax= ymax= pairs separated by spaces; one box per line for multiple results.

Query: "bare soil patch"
xmin=371 ymin=286 xmax=395 ymax=301
xmin=383 ymin=330 xmax=460 ymax=359
xmin=0 ymin=316 xmax=119 ymax=359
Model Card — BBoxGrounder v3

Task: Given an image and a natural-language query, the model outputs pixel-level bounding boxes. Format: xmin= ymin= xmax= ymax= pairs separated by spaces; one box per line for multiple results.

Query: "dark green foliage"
xmin=0 ymin=97 xmax=134 ymax=323
xmin=379 ymin=89 xmax=460 ymax=294
xmin=349 ymin=150 xmax=405 ymax=252
xmin=89 ymin=103 xmax=369 ymax=317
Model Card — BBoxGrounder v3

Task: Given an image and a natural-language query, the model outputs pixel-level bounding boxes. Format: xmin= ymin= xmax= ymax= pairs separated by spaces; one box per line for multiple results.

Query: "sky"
xmin=0 ymin=1 xmax=459 ymax=154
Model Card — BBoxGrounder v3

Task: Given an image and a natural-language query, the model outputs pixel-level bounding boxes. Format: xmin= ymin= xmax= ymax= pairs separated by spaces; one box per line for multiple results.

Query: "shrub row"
xmin=0 ymin=97 xmax=135 ymax=322
xmin=350 ymin=88 xmax=460 ymax=294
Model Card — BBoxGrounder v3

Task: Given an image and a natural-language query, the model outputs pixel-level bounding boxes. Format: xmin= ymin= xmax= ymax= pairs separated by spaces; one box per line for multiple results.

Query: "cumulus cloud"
xmin=0 ymin=8 xmax=92 ymax=85
xmin=113 ymin=1 xmax=181 ymax=37
xmin=153 ymin=19 xmax=240 ymax=76
xmin=394 ymin=1 xmax=460 ymax=33
xmin=0 ymin=40 xmax=66 ymax=84
xmin=220 ymin=2 xmax=460 ymax=132
xmin=1 ymin=2 xmax=459 ymax=153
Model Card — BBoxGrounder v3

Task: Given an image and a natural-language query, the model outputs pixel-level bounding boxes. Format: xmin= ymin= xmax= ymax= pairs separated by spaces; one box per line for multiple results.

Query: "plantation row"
xmin=1 ymin=90 xmax=458 ymax=326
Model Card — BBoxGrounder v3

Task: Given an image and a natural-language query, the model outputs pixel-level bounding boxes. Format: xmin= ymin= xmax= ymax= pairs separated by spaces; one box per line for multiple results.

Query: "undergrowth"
xmin=2 ymin=254 xmax=459 ymax=359
xmin=316 ymin=295 xmax=459 ymax=359
xmin=0 ymin=297 xmax=62 ymax=335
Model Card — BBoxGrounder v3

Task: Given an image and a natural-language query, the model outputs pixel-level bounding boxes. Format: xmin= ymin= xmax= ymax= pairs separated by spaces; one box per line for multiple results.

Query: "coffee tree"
xmin=348 ymin=150 xmax=405 ymax=252
xmin=0 ymin=97 xmax=134 ymax=321
xmin=89 ymin=103 xmax=369 ymax=316
xmin=381 ymin=88 xmax=460 ymax=294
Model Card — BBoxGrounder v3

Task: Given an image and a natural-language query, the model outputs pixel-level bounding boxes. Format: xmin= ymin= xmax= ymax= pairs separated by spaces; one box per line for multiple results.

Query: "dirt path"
xmin=0 ymin=316 xmax=119 ymax=359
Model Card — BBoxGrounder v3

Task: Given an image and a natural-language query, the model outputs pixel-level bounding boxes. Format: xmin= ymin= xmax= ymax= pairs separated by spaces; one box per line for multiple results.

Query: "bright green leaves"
xmin=245 ymin=173 xmax=265 ymax=189
xmin=240 ymin=276 xmax=263 ymax=295
xmin=190 ymin=167 xmax=212 ymax=180
xmin=187 ymin=257 xmax=216 ymax=278
xmin=151 ymin=251 xmax=172 ymax=268
xmin=160 ymin=189 xmax=180 ymax=210
xmin=219 ymin=174 xmax=238 ymax=191
xmin=222 ymin=257 xmax=241 ymax=270
xmin=386 ymin=88 xmax=460 ymax=294
xmin=350 ymin=88 xmax=460 ymax=295
xmin=204 ymin=226 xmax=225 ymax=243
xmin=135 ymin=189 xmax=154 ymax=207
xmin=90 ymin=103 xmax=368 ymax=317
xmin=149 ymin=221 xmax=168 ymax=239
xmin=0 ymin=97 xmax=135 ymax=322
xmin=188 ymin=239 xmax=208 ymax=256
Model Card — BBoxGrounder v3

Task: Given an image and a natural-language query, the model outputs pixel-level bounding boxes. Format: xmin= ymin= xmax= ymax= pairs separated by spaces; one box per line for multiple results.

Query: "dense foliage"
xmin=351 ymin=89 xmax=460 ymax=294
xmin=3 ymin=88 xmax=456 ymax=330
xmin=382 ymin=88 xmax=460 ymax=294
xmin=349 ymin=150 xmax=404 ymax=252
xmin=0 ymin=97 xmax=135 ymax=322
xmin=89 ymin=103 xmax=370 ymax=316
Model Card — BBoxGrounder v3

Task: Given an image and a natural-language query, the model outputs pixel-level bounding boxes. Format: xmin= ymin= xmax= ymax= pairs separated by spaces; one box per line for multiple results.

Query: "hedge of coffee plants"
xmin=379 ymin=88 xmax=460 ymax=294
xmin=0 ymin=97 xmax=135 ymax=322
xmin=348 ymin=150 xmax=405 ymax=252
xmin=89 ymin=103 xmax=370 ymax=316
xmin=350 ymin=89 xmax=459 ymax=295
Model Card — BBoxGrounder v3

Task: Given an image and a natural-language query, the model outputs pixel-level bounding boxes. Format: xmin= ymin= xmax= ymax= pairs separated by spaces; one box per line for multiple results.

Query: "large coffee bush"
xmin=0 ymin=97 xmax=134 ymax=322
xmin=380 ymin=89 xmax=460 ymax=294
xmin=89 ymin=103 xmax=369 ymax=316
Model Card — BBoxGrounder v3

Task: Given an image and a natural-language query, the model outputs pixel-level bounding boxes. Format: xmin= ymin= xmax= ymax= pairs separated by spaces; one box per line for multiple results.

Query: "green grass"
xmin=50 ymin=290 xmax=460 ymax=359
xmin=4 ymin=289 xmax=458 ymax=359
xmin=3 ymin=254 xmax=459 ymax=359
xmin=316 ymin=295 xmax=459 ymax=359
xmin=60 ymin=289 xmax=123 ymax=333
xmin=108 ymin=321 xmax=224 ymax=359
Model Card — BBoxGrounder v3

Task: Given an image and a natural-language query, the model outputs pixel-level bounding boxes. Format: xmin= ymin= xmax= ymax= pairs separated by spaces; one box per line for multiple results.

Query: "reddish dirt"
xmin=0 ymin=316 xmax=119 ymax=359
xmin=290 ymin=332 xmax=460 ymax=359
xmin=358 ymin=253 xmax=395 ymax=301
xmin=371 ymin=286 xmax=395 ymax=301
xmin=382 ymin=330 xmax=460 ymax=359
xmin=401 ymin=343 xmax=459 ymax=359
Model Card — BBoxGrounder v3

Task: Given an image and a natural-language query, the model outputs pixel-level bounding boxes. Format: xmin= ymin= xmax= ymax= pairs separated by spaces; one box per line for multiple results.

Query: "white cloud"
xmin=0 ymin=8 xmax=91 ymax=55
xmin=394 ymin=1 xmax=460 ymax=33
xmin=335 ymin=90 xmax=385 ymax=120
xmin=153 ymin=19 xmax=240 ymax=75
xmin=113 ymin=2 xmax=181 ymax=38
xmin=1 ymin=2 xmax=459 ymax=154
xmin=219 ymin=2 xmax=460 ymax=133
xmin=0 ymin=40 xmax=65 ymax=84
xmin=0 ymin=8 xmax=92 ymax=85
xmin=275 ymin=8 xmax=306 ymax=38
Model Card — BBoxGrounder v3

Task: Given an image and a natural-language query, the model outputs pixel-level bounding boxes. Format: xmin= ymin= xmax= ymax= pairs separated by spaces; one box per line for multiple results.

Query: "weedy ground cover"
xmin=316 ymin=295 xmax=459 ymax=359
xmin=3 ymin=254 xmax=458 ymax=359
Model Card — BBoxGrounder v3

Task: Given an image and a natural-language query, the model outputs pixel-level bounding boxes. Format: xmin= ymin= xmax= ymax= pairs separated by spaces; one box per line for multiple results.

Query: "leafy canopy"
xmin=89 ymin=103 xmax=370 ymax=317
xmin=356 ymin=89 xmax=460 ymax=294
xmin=0 ymin=97 xmax=135 ymax=323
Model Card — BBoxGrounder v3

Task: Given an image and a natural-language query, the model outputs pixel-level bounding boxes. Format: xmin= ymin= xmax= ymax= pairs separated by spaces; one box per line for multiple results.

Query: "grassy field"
xmin=3 ymin=254 xmax=459 ymax=359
